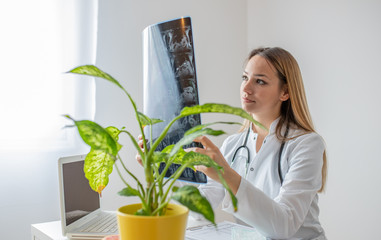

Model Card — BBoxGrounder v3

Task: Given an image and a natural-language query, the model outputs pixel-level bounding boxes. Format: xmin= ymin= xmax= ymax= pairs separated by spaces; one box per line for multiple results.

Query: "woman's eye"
xmin=256 ymin=79 xmax=266 ymax=85
xmin=242 ymin=75 xmax=248 ymax=81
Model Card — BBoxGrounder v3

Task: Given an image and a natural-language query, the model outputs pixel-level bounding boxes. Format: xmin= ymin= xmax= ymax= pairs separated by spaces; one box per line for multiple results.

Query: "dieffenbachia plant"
xmin=65 ymin=65 xmax=266 ymax=224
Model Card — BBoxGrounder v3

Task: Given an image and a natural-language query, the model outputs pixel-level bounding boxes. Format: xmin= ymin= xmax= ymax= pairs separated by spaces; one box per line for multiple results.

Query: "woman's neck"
xmin=251 ymin=114 xmax=279 ymax=137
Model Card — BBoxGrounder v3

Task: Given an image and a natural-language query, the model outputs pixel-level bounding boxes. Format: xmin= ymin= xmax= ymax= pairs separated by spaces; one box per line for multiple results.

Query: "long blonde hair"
xmin=241 ymin=47 xmax=327 ymax=192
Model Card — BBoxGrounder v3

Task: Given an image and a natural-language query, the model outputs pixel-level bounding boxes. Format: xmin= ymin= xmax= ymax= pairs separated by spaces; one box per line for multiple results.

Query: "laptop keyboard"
xmin=80 ymin=212 xmax=118 ymax=233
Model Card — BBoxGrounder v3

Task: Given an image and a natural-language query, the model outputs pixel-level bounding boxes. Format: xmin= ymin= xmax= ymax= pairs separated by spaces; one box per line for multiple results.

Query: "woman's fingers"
xmin=193 ymin=136 xmax=218 ymax=150
xmin=137 ymin=135 xmax=144 ymax=149
xmin=185 ymin=137 xmax=226 ymax=182
xmin=137 ymin=135 xmax=149 ymax=151
xmin=194 ymin=165 xmax=208 ymax=173
xmin=136 ymin=153 xmax=143 ymax=166
xmin=189 ymin=136 xmax=241 ymax=191
xmin=136 ymin=135 xmax=146 ymax=167
xmin=138 ymin=139 xmax=144 ymax=149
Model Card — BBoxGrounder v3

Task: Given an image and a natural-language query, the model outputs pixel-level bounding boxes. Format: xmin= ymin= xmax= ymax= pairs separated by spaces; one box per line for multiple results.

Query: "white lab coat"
xmin=198 ymin=118 xmax=327 ymax=240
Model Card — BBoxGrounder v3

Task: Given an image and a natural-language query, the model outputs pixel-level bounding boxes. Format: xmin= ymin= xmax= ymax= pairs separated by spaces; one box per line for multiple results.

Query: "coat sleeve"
xmin=221 ymin=133 xmax=325 ymax=239
xmin=197 ymin=136 xmax=234 ymax=210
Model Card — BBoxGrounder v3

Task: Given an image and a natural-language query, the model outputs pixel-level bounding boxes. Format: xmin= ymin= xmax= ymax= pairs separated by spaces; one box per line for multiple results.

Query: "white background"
xmin=1 ymin=0 xmax=380 ymax=239
xmin=95 ymin=1 xmax=381 ymax=239
xmin=246 ymin=1 xmax=381 ymax=239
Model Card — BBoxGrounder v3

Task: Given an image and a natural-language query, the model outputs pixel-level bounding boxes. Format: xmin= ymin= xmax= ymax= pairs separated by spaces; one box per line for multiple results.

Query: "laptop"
xmin=58 ymin=155 xmax=118 ymax=239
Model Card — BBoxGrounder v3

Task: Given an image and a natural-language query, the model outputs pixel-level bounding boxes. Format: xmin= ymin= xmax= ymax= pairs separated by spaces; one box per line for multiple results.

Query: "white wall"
xmin=0 ymin=148 xmax=88 ymax=239
xmin=0 ymin=2 xmax=96 ymax=239
xmin=247 ymin=0 xmax=381 ymax=238
xmin=1 ymin=2 xmax=246 ymax=239
xmin=6 ymin=1 xmax=378 ymax=239
xmin=94 ymin=0 xmax=248 ymax=216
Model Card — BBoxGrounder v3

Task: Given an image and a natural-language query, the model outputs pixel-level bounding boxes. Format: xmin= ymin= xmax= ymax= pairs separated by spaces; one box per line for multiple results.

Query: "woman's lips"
xmin=242 ymin=97 xmax=255 ymax=103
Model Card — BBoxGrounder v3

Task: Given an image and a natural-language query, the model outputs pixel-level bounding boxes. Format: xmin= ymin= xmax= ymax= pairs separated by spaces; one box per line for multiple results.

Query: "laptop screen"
xmin=62 ymin=159 xmax=100 ymax=226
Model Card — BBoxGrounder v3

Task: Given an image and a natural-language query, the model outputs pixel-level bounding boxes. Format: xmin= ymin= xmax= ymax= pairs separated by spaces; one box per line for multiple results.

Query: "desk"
xmin=31 ymin=221 xmax=66 ymax=240
xmin=31 ymin=216 xmax=210 ymax=240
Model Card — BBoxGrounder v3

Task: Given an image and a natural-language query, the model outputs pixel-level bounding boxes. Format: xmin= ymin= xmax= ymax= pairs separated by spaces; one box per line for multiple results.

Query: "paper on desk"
xmin=186 ymin=221 xmax=266 ymax=240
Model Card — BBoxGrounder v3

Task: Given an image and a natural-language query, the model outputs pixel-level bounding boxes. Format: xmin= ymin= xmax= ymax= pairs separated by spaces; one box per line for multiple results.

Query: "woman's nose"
xmin=242 ymin=79 xmax=253 ymax=94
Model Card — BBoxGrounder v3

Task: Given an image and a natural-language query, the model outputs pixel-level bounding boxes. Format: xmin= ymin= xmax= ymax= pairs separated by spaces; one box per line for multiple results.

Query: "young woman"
xmin=138 ymin=47 xmax=327 ymax=239
xmin=191 ymin=47 xmax=327 ymax=239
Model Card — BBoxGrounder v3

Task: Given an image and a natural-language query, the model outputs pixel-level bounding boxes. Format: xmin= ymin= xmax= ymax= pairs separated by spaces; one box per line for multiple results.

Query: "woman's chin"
xmin=242 ymin=104 xmax=256 ymax=113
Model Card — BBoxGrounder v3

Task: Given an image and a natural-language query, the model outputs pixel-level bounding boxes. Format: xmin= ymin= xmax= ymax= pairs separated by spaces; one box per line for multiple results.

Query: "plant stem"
xmin=163 ymin=175 xmax=175 ymax=186
xmin=120 ymin=88 xmax=153 ymax=190
xmin=151 ymin=199 xmax=171 ymax=216
xmin=115 ymin=163 xmax=147 ymax=209
xmin=117 ymin=154 xmax=145 ymax=198
xmin=120 ymin=130 xmax=144 ymax=162
xmin=145 ymin=115 xmax=184 ymax=204
xmin=156 ymin=151 xmax=179 ymax=185
xmin=147 ymin=115 xmax=182 ymax=160
xmin=121 ymin=88 xmax=147 ymax=151
xmin=146 ymin=183 xmax=156 ymax=215
xmin=152 ymin=162 xmax=160 ymax=181
xmin=161 ymin=163 xmax=190 ymax=206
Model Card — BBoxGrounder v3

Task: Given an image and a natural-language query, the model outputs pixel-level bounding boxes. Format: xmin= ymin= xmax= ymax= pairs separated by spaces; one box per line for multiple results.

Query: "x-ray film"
xmin=143 ymin=17 xmax=207 ymax=183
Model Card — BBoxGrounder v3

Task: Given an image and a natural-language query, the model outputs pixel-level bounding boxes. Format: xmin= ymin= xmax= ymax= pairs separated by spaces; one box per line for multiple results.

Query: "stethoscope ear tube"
xmin=231 ymin=125 xmax=289 ymax=184
xmin=231 ymin=127 xmax=251 ymax=164
xmin=231 ymin=128 xmax=251 ymax=175
xmin=278 ymin=126 xmax=289 ymax=185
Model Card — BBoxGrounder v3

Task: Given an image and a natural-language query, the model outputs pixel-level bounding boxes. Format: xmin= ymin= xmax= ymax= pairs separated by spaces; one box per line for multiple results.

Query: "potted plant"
xmin=65 ymin=65 xmax=265 ymax=240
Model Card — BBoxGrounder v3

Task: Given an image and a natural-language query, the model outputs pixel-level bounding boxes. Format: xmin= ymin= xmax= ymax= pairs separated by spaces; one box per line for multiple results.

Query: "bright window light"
xmin=0 ymin=0 xmax=97 ymax=150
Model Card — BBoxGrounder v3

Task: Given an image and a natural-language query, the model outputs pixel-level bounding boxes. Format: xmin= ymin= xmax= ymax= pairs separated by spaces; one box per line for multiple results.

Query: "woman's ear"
xmin=280 ymin=85 xmax=289 ymax=102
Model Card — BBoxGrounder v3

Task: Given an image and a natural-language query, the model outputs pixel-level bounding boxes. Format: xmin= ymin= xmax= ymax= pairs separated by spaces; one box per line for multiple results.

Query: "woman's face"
xmin=240 ymin=55 xmax=289 ymax=119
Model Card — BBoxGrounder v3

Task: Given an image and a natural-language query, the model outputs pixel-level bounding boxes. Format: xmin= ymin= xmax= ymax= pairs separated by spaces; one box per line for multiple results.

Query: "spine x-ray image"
xmin=143 ymin=17 xmax=206 ymax=183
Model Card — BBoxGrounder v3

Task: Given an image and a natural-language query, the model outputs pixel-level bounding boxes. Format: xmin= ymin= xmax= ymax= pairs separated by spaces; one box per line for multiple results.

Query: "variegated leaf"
xmin=171 ymin=185 xmax=215 ymax=224
xmin=180 ymin=103 xmax=266 ymax=130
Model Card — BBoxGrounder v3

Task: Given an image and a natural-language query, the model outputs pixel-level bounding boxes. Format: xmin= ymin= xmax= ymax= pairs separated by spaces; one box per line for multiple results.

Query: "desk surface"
xmin=31 ymin=216 xmax=210 ymax=240
xmin=31 ymin=221 xmax=66 ymax=240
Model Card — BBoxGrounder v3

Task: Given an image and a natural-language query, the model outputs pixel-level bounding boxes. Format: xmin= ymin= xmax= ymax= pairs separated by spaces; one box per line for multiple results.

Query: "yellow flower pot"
xmin=117 ymin=203 xmax=189 ymax=240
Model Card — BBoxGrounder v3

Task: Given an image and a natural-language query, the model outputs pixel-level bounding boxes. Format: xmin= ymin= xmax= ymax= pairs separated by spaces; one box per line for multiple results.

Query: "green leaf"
xmin=169 ymin=121 xmax=242 ymax=157
xmin=67 ymin=65 xmax=139 ymax=120
xmin=161 ymin=144 xmax=175 ymax=154
xmin=105 ymin=126 xmax=121 ymax=140
xmin=217 ymin=171 xmax=238 ymax=212
xmin=174 ymin=149 xmax=238 ymax=211
xmin=180 ymin=151 xmax=222 ymax=169
xmin=160 ymin=145 xmax=186 ymax=164
xmin=165 ymin=147 xmax=188 ymax=164
xmin=118 ymin=187 xmax=140 ymax=197
xmin=152 ymin=151 xmax=169 ymax=163
xmin=170 ymin=151 xmax=236 ymax=212
xmin=170 ymin=128 xmax=225 ymax=156
xmin=171 ymin=150 xmax=237 ymax=213
xmin=68 ymin=65 xmax=126 ymax=92
xmin=180 ymin=103 xmax=267 ymax=130
xmin=105 ymin=126 xmax=123 ymax=152
xmin=137 ymin=111 xmax=163 ymax=127
xmin=65 ymin=115 xmax=120 ymax=156
xmin=184 ymin=121 xmax=241 ymax=136
xmin=84 ymin=149 xmax=115 ymax=195
xmin=134 ymin=208 xmax=149 ymax=216
xmin=171 ymin=185 xmax=215 ymax=224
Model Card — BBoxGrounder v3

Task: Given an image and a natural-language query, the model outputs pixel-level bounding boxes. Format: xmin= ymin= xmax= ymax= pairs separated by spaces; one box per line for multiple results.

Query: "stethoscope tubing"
xmin=231 ymin=128 xmax=251 ymax=175
xmin=231 ymin=126 xmax=289 ymax=184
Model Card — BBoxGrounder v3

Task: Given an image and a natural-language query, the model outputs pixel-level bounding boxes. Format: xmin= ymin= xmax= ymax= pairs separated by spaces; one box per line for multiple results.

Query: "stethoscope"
xmin=231 ymin=126 xmax=289 ymax=184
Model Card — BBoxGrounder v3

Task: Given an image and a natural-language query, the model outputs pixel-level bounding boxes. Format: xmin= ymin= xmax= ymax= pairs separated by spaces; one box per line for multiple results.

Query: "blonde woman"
xmin=192 ymin=47 xmax=327 ymax=239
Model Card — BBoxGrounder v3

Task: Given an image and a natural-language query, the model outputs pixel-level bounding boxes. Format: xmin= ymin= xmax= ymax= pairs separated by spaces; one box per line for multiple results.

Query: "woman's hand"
xmin=190 ymin=136 xmax=242 ymax=194
xmin=136 ymin=135 xmax=145 ymax=166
